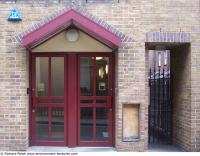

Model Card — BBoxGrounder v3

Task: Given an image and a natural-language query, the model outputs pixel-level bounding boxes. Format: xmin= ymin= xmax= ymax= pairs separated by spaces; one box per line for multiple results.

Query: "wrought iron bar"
xmin=162 ymin=67 xmax=165 ymax=141
xmin=153 ymin=68 xmax=156 ymax=143
xmin=149 ymin=66 xmax=172 ymax=144
xmin=170 ymin=71 xmax=173 ymax=144
xmin=148 ymin=68 xmax=151 ymax=144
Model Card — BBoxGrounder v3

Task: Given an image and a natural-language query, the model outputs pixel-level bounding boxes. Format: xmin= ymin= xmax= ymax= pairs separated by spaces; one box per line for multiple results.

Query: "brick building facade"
xmin=0 ymin=0 xmax=200 ymax=152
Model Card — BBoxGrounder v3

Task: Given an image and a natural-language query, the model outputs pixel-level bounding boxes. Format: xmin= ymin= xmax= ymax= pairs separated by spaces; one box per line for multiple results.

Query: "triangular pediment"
xmin=22 ymin=9 xmax=121 ymax=50
xmin=32 ymin=29 xmax=112 ymax=52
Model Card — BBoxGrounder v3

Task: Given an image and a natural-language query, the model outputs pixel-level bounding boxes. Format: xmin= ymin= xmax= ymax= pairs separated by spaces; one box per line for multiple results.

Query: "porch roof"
xmin=22 ymin=9 xmax=121 ymax=49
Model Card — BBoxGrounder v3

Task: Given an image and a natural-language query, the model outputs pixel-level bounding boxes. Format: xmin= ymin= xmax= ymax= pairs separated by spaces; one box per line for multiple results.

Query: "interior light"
xmin=105 ymin=65 xmax=108 ymax=74
xmin=98 ymin=66 xmax=105 ymax=79
xmin=96 ymin=57 xmax=103 ymax=60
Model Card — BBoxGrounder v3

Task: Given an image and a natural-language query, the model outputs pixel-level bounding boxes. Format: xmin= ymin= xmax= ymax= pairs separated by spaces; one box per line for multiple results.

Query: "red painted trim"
xmin=34 ymin=104 xmax=64 ymax=108
xmin=92 ymin=56 xmax=96 ymax=142
xmin=48 ymin=107 xmax=51 ymax=140
xmin=30 ymin=54 xmax=66 ymax=146
xmin=48 ymin=57 xmax=51 ymax=96
xmin=32 ymin=142 xmax=65 ymax=146
xmin=80 ymin=105 xmax=110 ymax=108
xmin=67 ymin=54 xmax=78 ymax=147
xmin=109 ymin=53 xmax=114 ymax=146
xmin=64 ymin=55 xmax=68 ymax=146
xmin=77 ymin=56 xmax=81 ymax=146
xmin=22 ymin=9 xmax=121 ymax=49
xmin=35 ymin=97 xmax=64 ymax=100
xmin=31 ymin=52 xmax=113 ymax=56
xmin=77 ymin=54 xmax=114 ymax=147
xmin=111 ymin=53 xmax=116 ymax=147
xmin=29 ymin=51 xmax=32 ymax=146
xmin=30 ymin=52 xmax=115 ymax=147
xmin=93 ymin=107 xmax=96 ymax=142
xmin=31 ymin=55 xmax=36 ymax=143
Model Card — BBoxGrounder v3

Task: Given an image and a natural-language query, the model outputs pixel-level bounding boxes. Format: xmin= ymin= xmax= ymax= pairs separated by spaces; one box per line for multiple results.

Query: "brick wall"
xmin=0 ymin=42 xmax=29 ymax=150
xmin=171 ymin=45 xmax=191 ymax=151
xmin=0 ymin=0 xmax=200 ymax=151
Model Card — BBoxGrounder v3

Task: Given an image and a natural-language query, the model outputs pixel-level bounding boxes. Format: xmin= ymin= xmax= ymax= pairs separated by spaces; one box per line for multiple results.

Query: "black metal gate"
xmin=148 ymin=67 xmax=173 ymax=144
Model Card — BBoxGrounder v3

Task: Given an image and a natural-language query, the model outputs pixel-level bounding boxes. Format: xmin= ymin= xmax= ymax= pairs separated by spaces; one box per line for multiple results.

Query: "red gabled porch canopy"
xmin=22 ymin=9 xmax=121 ymax=49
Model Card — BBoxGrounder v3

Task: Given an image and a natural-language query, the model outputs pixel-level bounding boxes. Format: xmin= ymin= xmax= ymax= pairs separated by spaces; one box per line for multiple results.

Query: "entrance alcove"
xmin=146 ymin=36 xmax=191 ymax=151
xmin=21 ymin=9 xmax=122 ymax=147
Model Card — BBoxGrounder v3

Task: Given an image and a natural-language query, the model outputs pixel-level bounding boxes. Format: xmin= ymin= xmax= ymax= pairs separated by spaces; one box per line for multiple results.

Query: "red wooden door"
xmin=30 ymin=53 xmax=114 ymax=147
xmin=78 ymin=54 xmax=114 ymax=146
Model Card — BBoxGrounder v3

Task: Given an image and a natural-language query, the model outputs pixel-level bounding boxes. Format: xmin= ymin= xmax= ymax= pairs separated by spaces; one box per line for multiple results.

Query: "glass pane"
xmin=36 ymin=57 xmax=49 ymax=96
xmin=51 ymin=108 xmax=64 ymax=141
xmin=35 ymin=107 xmax=48 ymax=141
xmin=80 ymin=100 xmax=93 ymax=104
xmin=51 ymin=57 xmax=64 ymax=96
xmin=80 ymin=108 xmax=93 ymax=141
xmin=96 ymin=57 xmax=109 ymax=96
xmin=80 ymin=57 xmax=93 ymax=96
xmin=96 ymin=99 xmax=107 ymax=104
xmin=96 ymin=108 xmax=109 ymax=141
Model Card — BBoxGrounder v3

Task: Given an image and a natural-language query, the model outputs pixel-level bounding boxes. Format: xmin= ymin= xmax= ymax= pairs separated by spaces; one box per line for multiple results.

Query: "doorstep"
xmin=27 ymin=146 xmax=116 ymax=152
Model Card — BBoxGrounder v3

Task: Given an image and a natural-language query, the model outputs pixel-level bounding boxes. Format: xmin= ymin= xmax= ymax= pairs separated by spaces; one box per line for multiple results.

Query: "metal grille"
xmin=148 ymin=67 xmax=173 ymax=144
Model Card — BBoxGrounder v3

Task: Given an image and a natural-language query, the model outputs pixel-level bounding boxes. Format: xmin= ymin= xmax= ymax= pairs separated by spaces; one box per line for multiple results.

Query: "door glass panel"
xmin=36 ymin=57 xmax=49 ymax=96
xmin=80 ymin=100 xmax=93 ymax=104
xmin=96 ymin=57 xmax=109 ymax=96
xmin=96 ymin=99 xmax=107 ymax=104
xmin=80 ymin=57 xmax=93 ymax=96
xmin=96 ymin=108 xmax=109 ymax=141
xmin=51 ymin=108 xmax=64 ymax=141
xmin=35 ymin=107 xmax=48 ymax=141
xmin=51 ymin=57 xmax=64 ymax=96
xmin=80 ymin=108 xmax=93 ymax=141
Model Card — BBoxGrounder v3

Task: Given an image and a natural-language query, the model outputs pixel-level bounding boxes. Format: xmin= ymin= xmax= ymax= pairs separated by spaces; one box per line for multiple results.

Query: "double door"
xmin=30 ymin=53 xmax=114 ymax=147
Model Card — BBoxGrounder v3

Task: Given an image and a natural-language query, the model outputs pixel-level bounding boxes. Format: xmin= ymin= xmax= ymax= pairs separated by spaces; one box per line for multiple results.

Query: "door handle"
xmin=32 ymin=108 xmax=35 ymax=113
xmin=109 ymin=108 xmax=112 ymax=112
xmin=27 ymin=88 xmax=35 ymax=95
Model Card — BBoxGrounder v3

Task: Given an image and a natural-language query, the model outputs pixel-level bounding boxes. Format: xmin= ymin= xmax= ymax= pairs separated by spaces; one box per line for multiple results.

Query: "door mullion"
xmin=31 ymin=56 xmax=36 ymax=143
xmin=64 ymin=55 xmax=68 ymax=145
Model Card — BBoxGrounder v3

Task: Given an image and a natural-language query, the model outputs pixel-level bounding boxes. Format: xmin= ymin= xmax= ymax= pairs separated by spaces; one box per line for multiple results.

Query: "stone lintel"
xmin=146 ymin=32 xmax=191 ymax=43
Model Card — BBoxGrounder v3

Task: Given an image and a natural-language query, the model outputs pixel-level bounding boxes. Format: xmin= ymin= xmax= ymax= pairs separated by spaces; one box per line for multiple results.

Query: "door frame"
xmin=77 ymin=53 xmax=115 ymax=147
xmin=29 ymin=53 xmax=67 ymax=146
xmin=29 ymin=52 xmax=115 ymax=147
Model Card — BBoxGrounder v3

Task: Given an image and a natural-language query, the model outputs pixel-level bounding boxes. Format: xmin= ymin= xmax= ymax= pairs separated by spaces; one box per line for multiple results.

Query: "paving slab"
xmin=147 ymin=144 xmax=184 ymax=152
